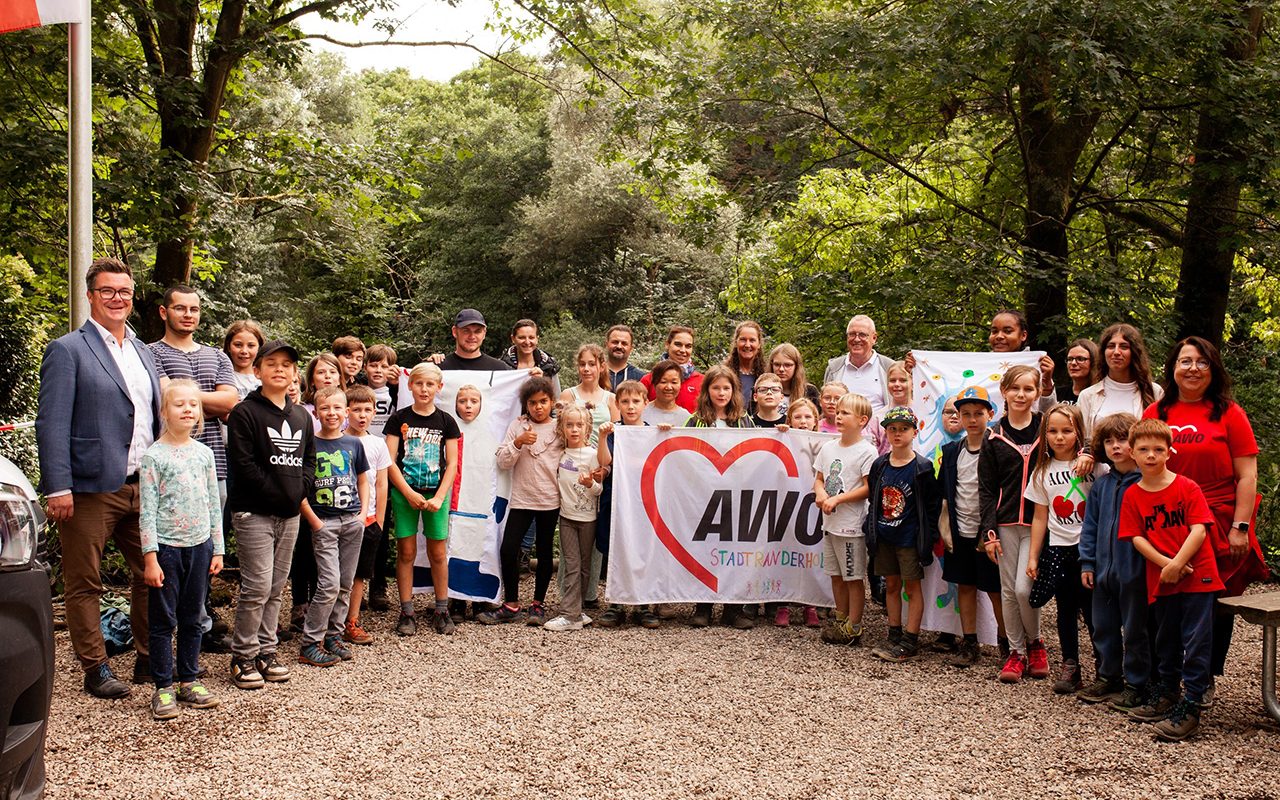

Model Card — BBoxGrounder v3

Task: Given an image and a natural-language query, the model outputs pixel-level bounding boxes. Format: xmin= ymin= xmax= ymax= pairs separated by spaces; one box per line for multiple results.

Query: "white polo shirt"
xmin=840 ymin=351 xmax=887 ymax=412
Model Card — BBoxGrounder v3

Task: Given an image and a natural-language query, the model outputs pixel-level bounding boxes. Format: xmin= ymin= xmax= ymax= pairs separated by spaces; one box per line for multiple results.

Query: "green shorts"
xmin=389 ymin=486 xmax=450 ymax=541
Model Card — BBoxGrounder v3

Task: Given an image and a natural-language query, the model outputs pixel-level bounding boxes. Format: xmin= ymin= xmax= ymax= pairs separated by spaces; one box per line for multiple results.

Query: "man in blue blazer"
xmin=36 ymin=257 xmax=163 ymax=699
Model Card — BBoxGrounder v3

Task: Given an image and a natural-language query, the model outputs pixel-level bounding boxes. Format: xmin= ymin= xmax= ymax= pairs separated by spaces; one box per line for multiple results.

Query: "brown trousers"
xmin=61 ymin=485 xmax=149 ymax=670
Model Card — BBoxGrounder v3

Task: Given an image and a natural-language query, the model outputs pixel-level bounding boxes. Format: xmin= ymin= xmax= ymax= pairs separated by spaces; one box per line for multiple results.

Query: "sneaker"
xmin=230 ymin=657 xmax=265 ymax=690
xmin=638 ymin=607 xmax=661 ymax=629
xmin=999 ymin=652 xmax=1027 ymax=683
xmin=880 ymin=639 xmax=923 ymax=663
xmin=448 ymin=599 xmax=467 ymax=624
xmin=1200 ymin=678 xmax=1216 ymax=710
xmin=657 ymin=603 xmax=680 ymax=620
xmin=477 ymin=604 xmax=521 ymax=625
xmin=1026 ymin=640 xmax=1050 ymax=679
xmin=870 ymin=628 xmax=904 ymax=660
xmin=299 ymin=643 xmax=341 ymax=667
xmin=1153 ymin=698 xmax=1202 ymax=741
xmin=343 ymin=619 xmax=374 ymax=646
xmin=1127 ymin=685 xmax=1179 ymax=722
xmin=526 ymin=602 xmax=547 ymax=627
xmin=803 ymin=606 xmax=821 ymax=628
xmin=947 ymin=640 xmax=981 ymax=668
xmin=822 ymin=620 xmax=862 ymax=646
xmin=369 ymin=590 xmax=392 ymax=611
xmin=1106 ymin=683 xmax=1147 ymax=713
xmin=773 ymin=606 xmax=791 ymax=627
xmin=176 ymin=682 xmax=220 ymax=709
xmin=254 ymin=653 xmax=290 ymax=683
xmin=324 ymin=634 xmax=354 ymax=661
xmin=689 ymin=604 xmax=711 ymax=628
xmin=728 ymin=606 xmax=755 ymax=630
xmin=1052 ymin=659 xmax=1082 ymax=694
xmin=396 ymin=612 xmax=417 ymax=636
xmin=1077 ymin=677 xmax=1125 ymax=704
xmin=433 ymin=609 xmax=456 ymax=635
xmin=544 ymin=615 xmax=585 ymax=632
xmin=151 ymin=687 xmax=179 ymax=720
xmin=930 ymin=633 xmax=958 ymax=653
xmin=597 ymin=604 xmax=626 ymax=628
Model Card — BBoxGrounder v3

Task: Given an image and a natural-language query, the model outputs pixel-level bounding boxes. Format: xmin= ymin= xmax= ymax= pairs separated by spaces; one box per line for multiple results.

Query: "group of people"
xmin=36 ymin=259 xmax=1267 ymax=742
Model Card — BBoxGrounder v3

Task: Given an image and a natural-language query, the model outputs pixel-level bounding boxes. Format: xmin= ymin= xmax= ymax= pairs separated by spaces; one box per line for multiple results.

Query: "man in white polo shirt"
xmin=822 ymin=315 xmax=896 ymax=412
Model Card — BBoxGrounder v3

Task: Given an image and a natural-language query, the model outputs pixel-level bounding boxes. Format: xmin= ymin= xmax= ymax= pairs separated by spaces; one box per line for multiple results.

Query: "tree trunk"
xmin=1173 ymin=4 xmax=1264 ymax=347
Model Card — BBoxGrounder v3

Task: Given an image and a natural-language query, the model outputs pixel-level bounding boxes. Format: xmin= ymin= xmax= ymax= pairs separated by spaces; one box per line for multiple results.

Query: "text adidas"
xmin=270 ymin=453 xmax=304 ymax=467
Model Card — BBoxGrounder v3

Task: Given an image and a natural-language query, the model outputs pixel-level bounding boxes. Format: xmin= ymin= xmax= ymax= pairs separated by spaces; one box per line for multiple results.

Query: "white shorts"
xmin=822 ymin=533 xmax=867 ymax=581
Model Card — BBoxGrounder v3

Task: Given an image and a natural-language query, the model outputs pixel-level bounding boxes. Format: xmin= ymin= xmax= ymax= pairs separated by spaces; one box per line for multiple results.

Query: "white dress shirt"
xmin=840 ymin=352 xmax=887 ymax=412
xmin=89 ymin=317 xmax=155 ymax=477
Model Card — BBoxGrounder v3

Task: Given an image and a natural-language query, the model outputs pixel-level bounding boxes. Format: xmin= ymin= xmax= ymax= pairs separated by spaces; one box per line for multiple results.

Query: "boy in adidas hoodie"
xmin=226 ymin=340 xmax=316 ymax=690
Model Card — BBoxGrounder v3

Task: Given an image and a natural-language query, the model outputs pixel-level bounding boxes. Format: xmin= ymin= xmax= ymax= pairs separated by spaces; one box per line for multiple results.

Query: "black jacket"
xmin=863 ymin=452 xmax=942 ymax=567
xmin=226 ymin=389 xmax=316 ymax=516
xmin=977 ymin=414 xmax=1041 ymax=541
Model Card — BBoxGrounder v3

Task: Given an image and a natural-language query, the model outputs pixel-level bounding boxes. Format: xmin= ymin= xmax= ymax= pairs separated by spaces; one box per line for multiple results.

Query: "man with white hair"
xmin=823 ymin=315 xmax=896 ymax=412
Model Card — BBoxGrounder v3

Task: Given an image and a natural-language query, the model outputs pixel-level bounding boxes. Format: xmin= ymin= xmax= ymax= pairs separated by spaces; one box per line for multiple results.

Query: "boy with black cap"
xmin=864 ymin=405 xmax=942 ymax=663
xmin=937 ymin=386 xmax=1008 ymax=667
xmin=226 ymin=339 xmax=316 ymax=689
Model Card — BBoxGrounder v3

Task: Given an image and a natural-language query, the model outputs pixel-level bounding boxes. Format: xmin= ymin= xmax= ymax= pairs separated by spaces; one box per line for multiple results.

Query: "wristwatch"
xmin=1232 ymin=521 xmax=1250 ymax=533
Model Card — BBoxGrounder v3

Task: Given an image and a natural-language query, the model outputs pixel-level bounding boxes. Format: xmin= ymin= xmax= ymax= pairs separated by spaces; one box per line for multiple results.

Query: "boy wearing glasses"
xmin=750 ymin=373 xmax=787 ymax=428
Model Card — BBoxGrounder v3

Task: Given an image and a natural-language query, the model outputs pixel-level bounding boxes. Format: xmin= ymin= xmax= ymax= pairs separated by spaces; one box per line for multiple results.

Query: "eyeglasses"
xmin=93 ymin=286 xmax=134 ymax=300
xmin=846 ymin=332 xmax=872 ymax=340
xmin=1177 ymin=358 xmax=1211 ymax=371
xmin=754 ymin=386 xmax=782 ymax=395
xmin=1065 ymin=356 xmax=1090 ymax=364
xmin=942 ymin=409 xmax=959 ymax=417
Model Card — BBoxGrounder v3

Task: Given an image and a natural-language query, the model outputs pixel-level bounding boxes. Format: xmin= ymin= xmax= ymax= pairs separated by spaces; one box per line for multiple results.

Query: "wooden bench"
xmin=1218 ymin=591 xmax=1280 ymax=724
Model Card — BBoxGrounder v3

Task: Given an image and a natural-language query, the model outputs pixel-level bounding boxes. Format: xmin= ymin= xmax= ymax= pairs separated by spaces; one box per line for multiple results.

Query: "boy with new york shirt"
xmin=226 ymin=340 xmax=316 ymax=690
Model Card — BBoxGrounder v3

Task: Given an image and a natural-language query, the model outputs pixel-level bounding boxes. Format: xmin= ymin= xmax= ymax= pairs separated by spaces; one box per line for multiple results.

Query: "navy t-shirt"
xmin=311 ymin=434 xmax=370 ymax=517
xmin=875 ymin=460 xmax=918 ymax=547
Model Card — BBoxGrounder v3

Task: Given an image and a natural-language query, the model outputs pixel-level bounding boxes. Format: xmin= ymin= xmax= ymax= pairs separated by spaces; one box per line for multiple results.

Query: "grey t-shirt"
xmin=954 ymin=444 xmax=982 ymax=537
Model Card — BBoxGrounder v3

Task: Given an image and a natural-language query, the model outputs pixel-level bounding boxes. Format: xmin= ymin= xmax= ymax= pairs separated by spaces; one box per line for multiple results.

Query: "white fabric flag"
xmin=397 ymin=368 xmax=530 ymax=602
xmin=608 ymin=426 xmax=837 ymax=606
xmin=909 ymin=349 xmax=1043 ymax=644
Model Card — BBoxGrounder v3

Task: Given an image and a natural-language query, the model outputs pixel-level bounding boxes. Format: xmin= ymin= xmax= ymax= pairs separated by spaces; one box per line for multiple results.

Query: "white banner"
xmin=397 ymin=368 xmax=530 ymax=602
xmin=608 ymin=426 xmax=837 ymax=605
xmin=909 ymin=350 xmax=1042 ymax=644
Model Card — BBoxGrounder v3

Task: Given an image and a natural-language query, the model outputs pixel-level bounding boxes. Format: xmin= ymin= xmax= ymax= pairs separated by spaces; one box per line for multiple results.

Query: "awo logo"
xmin=268 ymin=420 xmax=304 ymax=467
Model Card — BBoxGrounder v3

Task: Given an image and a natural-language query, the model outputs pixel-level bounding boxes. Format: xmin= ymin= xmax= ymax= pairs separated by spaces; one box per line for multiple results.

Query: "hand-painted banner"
xmin=608 ymin=426 xmax=837 ymax=605
xmin=910 ymin=350 xmax=1042 ymax=644
xmin=397 ymin=368 xmax=530 ymax=602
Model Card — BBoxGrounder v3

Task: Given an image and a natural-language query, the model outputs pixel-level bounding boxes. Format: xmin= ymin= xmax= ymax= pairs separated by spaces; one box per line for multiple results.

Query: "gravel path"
xmin=46 ymin=580 xmax=1280 ymax=799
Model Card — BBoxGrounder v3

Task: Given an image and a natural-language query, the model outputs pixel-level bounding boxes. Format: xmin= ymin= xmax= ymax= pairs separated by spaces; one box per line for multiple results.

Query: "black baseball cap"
xmin=255 ymin=339 xmax=300 ymax=365
xmin=454 ymin=309 xmax=486 ymax=328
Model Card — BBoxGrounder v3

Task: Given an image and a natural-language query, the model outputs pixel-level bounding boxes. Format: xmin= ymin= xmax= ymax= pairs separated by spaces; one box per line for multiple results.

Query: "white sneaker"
xmin=543 ymin=615 xmax=584 ymax=631
xmin=582 ymin=614 xmax=593 ymax=626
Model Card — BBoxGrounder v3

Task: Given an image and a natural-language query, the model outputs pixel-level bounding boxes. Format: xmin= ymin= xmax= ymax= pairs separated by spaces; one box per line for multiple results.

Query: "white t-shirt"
xmin=1098 ymin=376 xmax=1139 ymax=420
xmin=372 ymin=384 xmax=394 ymax=438
xmin=1023 ymin=458 xmax=1104 ymax=546
xmin=557 ymin=446 xmax=603 ymax=522
xmin=357 ymin=433 xmax=393 ymax=526
xmin=953 ymin=443 xmax=982 ymax=537
xmin=814 ymin=438 xmax=879 ymax=535
xmin=642 ymin=405 xmax=690 ymax=428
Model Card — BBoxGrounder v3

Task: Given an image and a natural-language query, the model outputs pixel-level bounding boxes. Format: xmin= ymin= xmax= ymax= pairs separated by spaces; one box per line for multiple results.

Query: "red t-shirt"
xmin=1118 ymin=474 xmax=1222 ymax=603
xmin=1142 ymin=400 xmax=1258 ymax=508
xmin=641 ymin=370 xmax=703 ymax=414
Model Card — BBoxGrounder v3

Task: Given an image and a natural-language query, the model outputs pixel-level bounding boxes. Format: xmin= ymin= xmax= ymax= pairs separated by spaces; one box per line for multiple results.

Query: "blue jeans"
xmin=1092 ymin=563 xmax=1154 ymax=687
xmin=148 ymin=539 xmax=213 ymax=687
xmin=1154 ymin=592 xmax=1216 ymax=704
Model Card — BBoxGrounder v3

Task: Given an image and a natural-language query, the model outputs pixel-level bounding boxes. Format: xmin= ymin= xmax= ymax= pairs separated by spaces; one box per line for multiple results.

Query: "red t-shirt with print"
xmin=1142 ymin=400 xmax=1257 ymax=508
xmin=1118 ymin=474 xmax=1222 ymax=603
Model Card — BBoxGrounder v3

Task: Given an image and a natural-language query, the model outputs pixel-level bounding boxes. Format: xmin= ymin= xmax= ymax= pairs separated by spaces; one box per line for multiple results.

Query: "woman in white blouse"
xmin=1077 ymin=323 xmax=1163 ymax=439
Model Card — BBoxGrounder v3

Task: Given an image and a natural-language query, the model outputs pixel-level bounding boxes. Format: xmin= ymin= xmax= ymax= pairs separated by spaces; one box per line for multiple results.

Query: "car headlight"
xmin=0 ymin=482 xmax=43 ymax=570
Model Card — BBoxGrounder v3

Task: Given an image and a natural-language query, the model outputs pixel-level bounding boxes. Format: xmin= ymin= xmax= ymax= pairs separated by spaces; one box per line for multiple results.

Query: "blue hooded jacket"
xmin=1078 ymin=467 xmax=1143 ymax=584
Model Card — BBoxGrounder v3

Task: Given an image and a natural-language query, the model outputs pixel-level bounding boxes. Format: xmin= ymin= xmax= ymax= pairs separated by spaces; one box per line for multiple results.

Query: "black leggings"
xmin=502 ymin=508 xmax=558 ymax=604
xmin=1053 ymin=545 xmax=1094 ymax=663
xmin=290 ymin=527 xmax=317 ymax=608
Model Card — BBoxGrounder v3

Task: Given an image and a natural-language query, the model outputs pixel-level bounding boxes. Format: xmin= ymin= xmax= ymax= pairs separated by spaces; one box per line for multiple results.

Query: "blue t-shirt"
xmin=311 ymin=434 xmax=370 ymax=517
xmin=875 ymin=460 xmax=918 ymax=547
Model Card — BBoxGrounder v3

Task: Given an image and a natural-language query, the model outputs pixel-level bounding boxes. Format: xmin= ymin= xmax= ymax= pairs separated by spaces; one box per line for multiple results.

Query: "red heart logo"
xmin=640 ymin=436 xmax=799 ymax=592
xmin=1052 ymin=496 xmax=1076 ymax=520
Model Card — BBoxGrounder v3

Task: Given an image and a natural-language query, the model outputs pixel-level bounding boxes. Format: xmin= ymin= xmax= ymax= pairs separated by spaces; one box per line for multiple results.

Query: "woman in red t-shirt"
xmin=641 ymin=326 xmax=703 ymax=414
xmin=1144 ymin=336 xmax=1267 ymax=695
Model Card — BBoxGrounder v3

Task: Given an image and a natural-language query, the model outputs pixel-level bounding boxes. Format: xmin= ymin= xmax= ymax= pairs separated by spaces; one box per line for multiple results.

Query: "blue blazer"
xmin=36 ymin=321 xmax=163 ymax=495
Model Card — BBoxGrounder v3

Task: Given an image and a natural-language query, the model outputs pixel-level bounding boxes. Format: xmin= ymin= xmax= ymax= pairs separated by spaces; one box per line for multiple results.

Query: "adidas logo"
xmin=269 ymin=421 xmax=303 ymax=453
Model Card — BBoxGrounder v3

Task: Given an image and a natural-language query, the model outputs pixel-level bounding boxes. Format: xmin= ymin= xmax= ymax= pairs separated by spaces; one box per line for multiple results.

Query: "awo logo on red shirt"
xmin=1169 ymin=424 xmax=1205 ymax=445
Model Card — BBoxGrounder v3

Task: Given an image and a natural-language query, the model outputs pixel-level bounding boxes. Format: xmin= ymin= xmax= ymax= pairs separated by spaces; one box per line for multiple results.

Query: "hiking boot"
xmin=1052 ymin=659 xmax=1082 ymax=694
xmin=638 ymin=607 xmax=661 ymax=629
xmin=1077 ymin=677 xmax=1125 ymax=704
xmin=597 ymin=604 xmax=626 ymax=628
xmin=1127 ymin=685 xmax=1179 ymax=722
xmin=544 ymin=615 xmax=585 ymax=632
xmin=448 ymin=599 xmax=467 ymax=624
xmin=230 ymin=658 xmax=264 ymax=690
xmin=254 ymin=653 xmax=290 ymax=683
xmin=999 ymin=652 xmax=1027 ymax=683
xmin=1026 ymin=640 xmax=1050 ymax=679
xmin=433 ymin=609 xmax=456 ymax=635
xmin=477 ymin=604 xmax=521 ymax=625
xmin=176 ymin=682 xmax=219 ymax=709
xmin=689 ymin=604 xmax=711 ymax=628
xmin=343 ymin=618 xmax=374 ymax=645
xmin=526 ymin=601 xmax=547 ymax=627
xmin=728 ymin=606 xmax=755 ymax=630
xmin=299 ymin=643 xmax=341 ymax=667
xmin=803 ymin=606 xmax=821 ymax=627
xmin=773 ymin=606 xmax=791 ymax=627
xmin=880 ymin=638 xmax=923 ymax=663
xmin=1200 ymin=678 xmax=1216 ymax=710
xmin=276 ymin=626 xmax=293 ymax=643
xmin=871 ymin=628 xmax=904 ymax=660
xmin=518 ymin=549 xmax=532 ymax=574
xmin=324 ymin=634 xmax=354 ymax=661
xmin=947 ymin=639 xmax=981 ymax=668
xmin=1153 ymin=698 xmax=1202 ymax=742
xmin=151 ymin=687 xmax=179 ymax=720
xmin=930 ymin=633 xmax=958 ymax=653
xmin=1106 ymin=683 xmax=1147 ymax=712
xmin=396 ymin=612 xmax=417 ymax=636
xmin=368 ymin=590 xmax=392 ymax=612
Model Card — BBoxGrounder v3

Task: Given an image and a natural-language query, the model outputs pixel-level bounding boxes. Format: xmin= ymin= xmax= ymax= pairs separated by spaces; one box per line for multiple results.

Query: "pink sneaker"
xmin=774 ymin=606 xmax=791 ymax=626
xmin=999 ymin=652 xmax=1027 ymax=683
xmin=803 ymin=606 xmax=821 ymax=627
xmin=1027 ymin=639 xmax=1050 ymax=679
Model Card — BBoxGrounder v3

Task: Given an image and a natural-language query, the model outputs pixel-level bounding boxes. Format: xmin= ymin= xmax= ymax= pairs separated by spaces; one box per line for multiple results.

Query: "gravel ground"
xmin=46 ymin=579 xmax=1280 ymax=800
